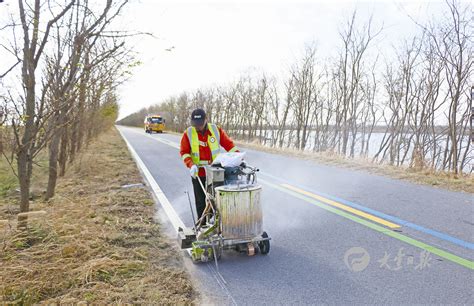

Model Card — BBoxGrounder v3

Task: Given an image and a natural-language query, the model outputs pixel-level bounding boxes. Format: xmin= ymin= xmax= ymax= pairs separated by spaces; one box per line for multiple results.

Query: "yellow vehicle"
xmin=144 ymin=115 xmax=165 ymax=133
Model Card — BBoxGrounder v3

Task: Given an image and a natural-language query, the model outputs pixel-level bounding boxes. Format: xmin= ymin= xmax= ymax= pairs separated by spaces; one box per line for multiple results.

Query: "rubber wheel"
xmin=258 ymin=232 xmax=270 ymax=255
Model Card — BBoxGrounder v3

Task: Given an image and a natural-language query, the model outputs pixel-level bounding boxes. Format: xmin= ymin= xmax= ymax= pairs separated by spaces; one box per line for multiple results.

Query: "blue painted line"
xmin=136 ymin=135 xmax=474 ymax=250
xmin=259 ymin=171 xmax=474 ymax=250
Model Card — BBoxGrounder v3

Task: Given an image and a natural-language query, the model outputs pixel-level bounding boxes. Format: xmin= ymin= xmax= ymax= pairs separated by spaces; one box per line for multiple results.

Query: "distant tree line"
xmin=119 ymin=2 xmax=474 ymax=174
xmin=118 ymin=1 xmax=472 ymax=175
xmin=0 ymin=0 xmax=136 ymax=224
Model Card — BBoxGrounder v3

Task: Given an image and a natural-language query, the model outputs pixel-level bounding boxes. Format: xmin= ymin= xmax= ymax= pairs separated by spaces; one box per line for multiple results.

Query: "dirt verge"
xmin=0 ymin=128 xmax=197 ymax=304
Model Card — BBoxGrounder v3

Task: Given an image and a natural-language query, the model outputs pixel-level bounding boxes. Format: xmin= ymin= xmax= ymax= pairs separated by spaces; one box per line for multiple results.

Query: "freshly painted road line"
xmin=119 ymin=129 xmax=237 ymax=305
xmin=259 ymin=178 xmax=473 ymax=270
xmin=260 ymin=171 xmax=474 ymax=250
xmin=282 ymin=183 xmax=401 ymax=229
xmin=121 ymin=127 xmax=474 ymax=253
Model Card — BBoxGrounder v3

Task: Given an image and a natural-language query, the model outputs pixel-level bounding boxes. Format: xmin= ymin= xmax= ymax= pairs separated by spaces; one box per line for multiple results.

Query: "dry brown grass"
xmin=164 ymin=129 xmax=472 ymax=193
xmin=0 ymin=128 xmax=196 ymax=304
xmin=234 ymin=139 xmax=473 ymax=194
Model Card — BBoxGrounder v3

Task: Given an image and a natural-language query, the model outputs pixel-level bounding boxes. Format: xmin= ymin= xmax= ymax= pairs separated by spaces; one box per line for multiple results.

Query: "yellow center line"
xmin=281 ymin=183 xmax=401 ymax=229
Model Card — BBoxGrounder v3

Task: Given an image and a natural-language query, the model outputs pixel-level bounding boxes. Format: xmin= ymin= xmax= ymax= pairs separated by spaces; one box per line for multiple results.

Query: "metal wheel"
xmin=258 ymin=231 xmax=270 ymax=255
xmin=214 ymin=245 xmax=222 ymax=260
xmin=236 ymin=243 xmax=247 ymax=253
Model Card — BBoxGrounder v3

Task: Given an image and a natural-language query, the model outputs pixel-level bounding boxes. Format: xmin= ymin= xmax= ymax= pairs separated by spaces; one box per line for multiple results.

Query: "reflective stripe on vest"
xmin=186 ymin=123 xmax=221 ymax=165
xmin=181 ymin=153 xmax=191 ymax=161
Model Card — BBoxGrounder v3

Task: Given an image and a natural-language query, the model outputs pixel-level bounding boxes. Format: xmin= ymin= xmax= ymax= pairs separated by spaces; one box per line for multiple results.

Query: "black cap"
xmin=191 ymin=108 xmax=206 ymax=126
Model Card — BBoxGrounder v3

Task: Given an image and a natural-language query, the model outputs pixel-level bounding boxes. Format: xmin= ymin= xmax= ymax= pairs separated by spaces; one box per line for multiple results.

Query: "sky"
xmin=0 ymin=0 xmax=453 ymax=120
xmin=116 ymin=0 xmax=451 ymax=120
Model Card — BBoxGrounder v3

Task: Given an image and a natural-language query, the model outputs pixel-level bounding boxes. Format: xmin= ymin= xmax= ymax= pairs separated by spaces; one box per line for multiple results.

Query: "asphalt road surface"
xmin=117 ymin=126 xmax=473 ymax=305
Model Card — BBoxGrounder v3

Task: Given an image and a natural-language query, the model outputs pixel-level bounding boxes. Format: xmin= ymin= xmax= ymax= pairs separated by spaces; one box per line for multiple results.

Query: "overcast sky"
xmin=116 ymin=0 xmax=452 ymax=120
xmin=0 ymin=0 xmax=453 ymax=120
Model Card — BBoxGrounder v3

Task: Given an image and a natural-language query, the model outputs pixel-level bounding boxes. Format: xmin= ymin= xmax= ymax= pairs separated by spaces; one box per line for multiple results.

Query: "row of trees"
xmin=119 ymin=1 xmax=472 ymax=174
xmin=0 ymin=0 xmax=134 ymax=219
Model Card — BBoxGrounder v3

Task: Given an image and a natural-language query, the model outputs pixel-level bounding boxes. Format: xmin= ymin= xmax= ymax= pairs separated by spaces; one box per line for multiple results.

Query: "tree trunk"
xmin=17 ymin=148 xmax=31 ymax=213
xmin=59 ymin=122 xmax=68 ymax=177
xmin=45 ymin=123 xmax=60 ymax=199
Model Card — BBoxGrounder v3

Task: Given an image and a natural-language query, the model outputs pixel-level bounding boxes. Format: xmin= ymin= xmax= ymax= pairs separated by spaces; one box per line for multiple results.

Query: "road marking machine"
xmin=178 ymin=156 xmax=270 ymax=263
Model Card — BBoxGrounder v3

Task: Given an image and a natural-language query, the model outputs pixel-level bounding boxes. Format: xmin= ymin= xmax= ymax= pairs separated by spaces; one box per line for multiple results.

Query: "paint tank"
xmin=215 ymin=184 xmax=263 ymax=239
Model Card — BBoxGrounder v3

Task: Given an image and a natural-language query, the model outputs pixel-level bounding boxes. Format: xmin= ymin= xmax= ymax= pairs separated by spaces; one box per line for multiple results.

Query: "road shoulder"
xmin=0 ymin=128 xmax=197 ymax=304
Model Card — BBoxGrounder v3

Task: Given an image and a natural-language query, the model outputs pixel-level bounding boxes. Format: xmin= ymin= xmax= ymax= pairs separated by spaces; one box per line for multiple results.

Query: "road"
xmin=117 ymin=126 xmax=473 ymax=305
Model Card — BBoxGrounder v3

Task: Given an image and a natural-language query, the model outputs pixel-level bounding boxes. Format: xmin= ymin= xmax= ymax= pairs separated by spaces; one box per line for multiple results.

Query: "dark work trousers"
xmin=191 ymin=176 xmax=207 ymax=221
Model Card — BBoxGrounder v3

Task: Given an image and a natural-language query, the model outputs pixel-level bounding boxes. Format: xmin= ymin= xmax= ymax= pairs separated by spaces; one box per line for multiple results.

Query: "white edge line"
xmin=118 ymin=128 xmax=185 ymax=231
xmin=118 ymin=127 xmax=239 ymax=305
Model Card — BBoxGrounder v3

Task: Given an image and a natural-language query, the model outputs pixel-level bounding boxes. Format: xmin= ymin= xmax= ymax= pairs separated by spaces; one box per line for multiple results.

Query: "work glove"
xmin=190 ymin=165 xmax=198 ymax=178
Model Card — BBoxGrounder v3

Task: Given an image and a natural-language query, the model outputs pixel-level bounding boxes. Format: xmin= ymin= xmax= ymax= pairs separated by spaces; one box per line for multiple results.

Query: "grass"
xmin=0 ymin=128 xmax=197 ymax=304
xmin=0 ymin=149 xmax=50 ymax=203
xmin=0 ymin=156 xmax=17 ymax=198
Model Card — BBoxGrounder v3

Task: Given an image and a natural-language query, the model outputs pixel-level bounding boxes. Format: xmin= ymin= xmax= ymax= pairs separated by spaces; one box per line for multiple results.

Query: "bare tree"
xmin=338 ymin=12 xmax=375 ymax=156
xmin=431 ymin=1 xmax=473 ymax=174
xmin=44 ymin=0 xmax=130 ymax=199
xmin=14 ymin=0 xmax=76 ymax=218
xmin=117 ymin=1 xmax=472 ymax=177
xmin=287 ymin=45 xmax=321 ymax=150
